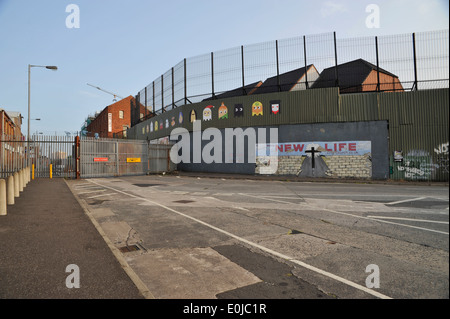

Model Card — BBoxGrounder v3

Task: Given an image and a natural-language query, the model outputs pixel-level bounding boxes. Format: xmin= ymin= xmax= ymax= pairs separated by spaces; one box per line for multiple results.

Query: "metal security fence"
xmin=79 ymin=137 xmax=149 ymax=178
xmin=148 ymin=144 xmax=176 ymax=173
xmin=131 ymin=29 xmax=449 ymax=126
xmin=0 ymin=135 xmax=76 ymax=179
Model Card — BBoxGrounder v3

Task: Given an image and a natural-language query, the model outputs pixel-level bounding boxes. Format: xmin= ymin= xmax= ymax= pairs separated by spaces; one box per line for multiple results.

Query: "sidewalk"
xmin=0 ymin=178 xmax=144 ymax=299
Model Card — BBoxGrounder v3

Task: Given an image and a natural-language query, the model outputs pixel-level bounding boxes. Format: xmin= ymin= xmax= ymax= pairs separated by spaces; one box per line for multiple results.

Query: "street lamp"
xmin=27 ymin=64 xmax=57 ymax=167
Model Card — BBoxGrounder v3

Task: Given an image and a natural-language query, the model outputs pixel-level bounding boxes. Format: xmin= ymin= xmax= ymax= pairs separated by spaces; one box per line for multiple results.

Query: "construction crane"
xmin=87 ymin=83 xmax=124 ymax=102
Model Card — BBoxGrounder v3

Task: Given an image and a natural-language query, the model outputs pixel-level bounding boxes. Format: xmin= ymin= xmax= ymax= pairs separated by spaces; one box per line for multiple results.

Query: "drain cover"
xmin=174 ymin=200 xmax=195 ymax=204
xmin=119 ymin=245 xmax=141 ymax=253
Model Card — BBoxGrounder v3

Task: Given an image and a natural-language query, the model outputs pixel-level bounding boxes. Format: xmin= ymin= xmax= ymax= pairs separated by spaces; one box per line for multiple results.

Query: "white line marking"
xmin=241 ymin=193 xmax=449 ymax=235
xmin=86 ymin=193 xmax=116 ymax=199
xmin=386 ymin=197 xmax=427 ymax=205
xmin=238 ymin=193 xmax=299 ymax=205
xmin=78 ymin=189 xmax=107 ymax=195
xmin=367 ymin=216 xmax=449 ymax=225
xmin=87 ymin=180 xmax=392 ymax=299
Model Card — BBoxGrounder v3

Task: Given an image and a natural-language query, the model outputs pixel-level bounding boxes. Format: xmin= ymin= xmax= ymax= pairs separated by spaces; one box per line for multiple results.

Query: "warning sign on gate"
xmin=127 ymin=158 xmax=141 ymax=163
xmin=94 ymin=157 xmax=109 ymax=162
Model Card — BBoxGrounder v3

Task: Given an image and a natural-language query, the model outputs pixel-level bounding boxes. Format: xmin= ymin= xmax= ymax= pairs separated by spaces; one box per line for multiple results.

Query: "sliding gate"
xmin=78 ymin=137 xmax=149 ymax=178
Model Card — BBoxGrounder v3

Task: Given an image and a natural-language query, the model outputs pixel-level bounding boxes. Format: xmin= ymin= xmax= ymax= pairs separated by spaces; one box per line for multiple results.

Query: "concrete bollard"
xmin=22 ymin=169 xmax=26 ymax=188
xmin=13 ymin=172 xmax=20 ymax=198
xmin=18 ymin=170 xmax=24 ymax=193
xmin=7 ymin=175 xmax=14 ymax=205
xmin=0 ymin=179 xmax=6 ymax=216
xmin=25 ymin=167 xmax=29 ymax=185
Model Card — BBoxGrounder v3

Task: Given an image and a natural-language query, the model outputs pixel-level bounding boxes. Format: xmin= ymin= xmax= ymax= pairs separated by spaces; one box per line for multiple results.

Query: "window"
xmin=119 ymin=110 xmax=124 ymax=119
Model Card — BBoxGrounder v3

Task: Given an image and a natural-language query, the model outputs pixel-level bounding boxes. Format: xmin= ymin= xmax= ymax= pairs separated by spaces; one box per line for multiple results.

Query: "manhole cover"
xmin=174 ymin=200 xmax=195 ymax=204
xmin=119 ymin=245 xmax=141 ymax=253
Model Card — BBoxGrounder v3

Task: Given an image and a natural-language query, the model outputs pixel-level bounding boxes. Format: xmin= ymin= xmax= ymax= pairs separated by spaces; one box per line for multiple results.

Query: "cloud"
xmin=321 ymin=1 xmax=348 ymax=17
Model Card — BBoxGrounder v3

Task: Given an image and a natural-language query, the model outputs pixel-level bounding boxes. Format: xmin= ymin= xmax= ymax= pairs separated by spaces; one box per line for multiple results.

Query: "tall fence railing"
xmin=0 ymin=135 xmax=76 ymax=179
xmin=132 ymin=29 xmax=449 ymax=126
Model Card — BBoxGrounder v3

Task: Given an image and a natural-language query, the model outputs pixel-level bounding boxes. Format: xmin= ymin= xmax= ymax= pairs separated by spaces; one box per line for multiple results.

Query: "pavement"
xmin=0 ymin=178 xmax=144 ymax=299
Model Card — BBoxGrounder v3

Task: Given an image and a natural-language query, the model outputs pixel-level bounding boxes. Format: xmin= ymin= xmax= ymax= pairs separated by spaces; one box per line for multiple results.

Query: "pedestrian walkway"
xmin=0 ymin=178 xmax=144 ymax=299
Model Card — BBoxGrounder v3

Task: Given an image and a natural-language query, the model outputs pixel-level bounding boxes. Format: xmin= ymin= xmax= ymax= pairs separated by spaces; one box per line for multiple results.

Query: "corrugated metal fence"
xmin=1 ymin=136 xmax=175 ymax=179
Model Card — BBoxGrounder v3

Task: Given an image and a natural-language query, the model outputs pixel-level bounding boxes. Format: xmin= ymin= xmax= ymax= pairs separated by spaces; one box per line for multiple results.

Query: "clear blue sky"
xmin=0 ymin=0 xmax=448 ymax=135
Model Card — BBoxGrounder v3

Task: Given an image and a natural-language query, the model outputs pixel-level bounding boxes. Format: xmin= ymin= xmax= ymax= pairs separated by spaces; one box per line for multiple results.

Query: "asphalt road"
xmin=67 ymin=175 xmax=449 ymax=299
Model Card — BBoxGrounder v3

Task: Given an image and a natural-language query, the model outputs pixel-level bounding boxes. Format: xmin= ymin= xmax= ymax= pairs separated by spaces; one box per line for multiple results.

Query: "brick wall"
xmin=256 ymin=154 xmax=372 ymax=178
xmin=87 ymin=96 xmax=136 ymax=138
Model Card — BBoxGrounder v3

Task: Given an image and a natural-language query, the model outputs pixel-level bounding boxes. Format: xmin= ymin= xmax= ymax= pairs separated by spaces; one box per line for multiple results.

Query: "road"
xmin=67 ymin=175 xmax=449 ymax=299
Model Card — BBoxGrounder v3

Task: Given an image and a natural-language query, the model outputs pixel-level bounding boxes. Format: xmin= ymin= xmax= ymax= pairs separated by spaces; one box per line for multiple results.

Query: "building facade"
xmin=86 ymin=96 xmax=145 ymax=138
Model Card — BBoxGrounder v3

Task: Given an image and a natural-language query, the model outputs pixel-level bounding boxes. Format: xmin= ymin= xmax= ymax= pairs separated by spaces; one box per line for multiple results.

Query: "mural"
xmin=270 ymin=100 xmax=280 ymax=114
xmin=252 ymin=101 xmax=263 ymax=116
xmin=190 ymin=110 xmax=197 ymax=122
xmin=256 ymin=141 xmax=372 ymax=178
xmin=203 ymin=105 xmax=213 ymax=121
xmin=234 ymin=104 xmax=244 ymax=117
xmin=179 ymin=112 xmax=183 ymax=124
xmin=218 ymin=103 xmax=228 ymax=119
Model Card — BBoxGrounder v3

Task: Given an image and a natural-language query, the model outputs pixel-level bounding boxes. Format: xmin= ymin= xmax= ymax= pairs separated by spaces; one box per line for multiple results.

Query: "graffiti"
xmin=434 ymin=142 xmax=449 ymax=155
xmin=435 ymin=142 xmax=449 ymax=174
xmin=395 ymin=150 xmax=437 ymax=180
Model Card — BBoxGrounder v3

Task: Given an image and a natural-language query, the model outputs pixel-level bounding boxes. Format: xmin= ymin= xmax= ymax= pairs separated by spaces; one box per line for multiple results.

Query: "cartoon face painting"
xmin=154 ymin=121 xmax=158 ymax=131
xmin=160 ymin=122 xmax=163 ymax=130
xmin=150 ymin=122 xmax=154 ymax=132
xmin=252 ymin=101 xmax=263 ymax=116
xmin=270 ymin=100 xmax=280 ymax=114
xmin=218 ymin=103 xmax=228 ymax=119
xmin=165 ymin=119 xmax=169 ymax=128
xmin=234 ymin=104 xmax=244 ymax=117
xmin=179 ymin=112 xmax=183 ymax=124
xmin=203 ymin=105 xmax=213 ymax=121
xmin=190 ymin=110 xmax=197 ymax=122
xmin=171 ymin=117 xmax=176 ymax=127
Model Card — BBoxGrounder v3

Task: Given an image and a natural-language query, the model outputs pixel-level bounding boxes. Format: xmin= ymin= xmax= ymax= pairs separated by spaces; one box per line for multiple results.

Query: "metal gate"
xmin=148 ymin=144 xmax=176 ymax=173
xmin=0 ymin=135 xmax=76 ymax=179
xmin=78 ymin=137 xmax=149 ymax=178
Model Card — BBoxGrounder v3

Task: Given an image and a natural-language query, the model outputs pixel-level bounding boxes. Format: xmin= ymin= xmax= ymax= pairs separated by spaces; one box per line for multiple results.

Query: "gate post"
xmin=75 ymin=136 xmax=80 ymax=179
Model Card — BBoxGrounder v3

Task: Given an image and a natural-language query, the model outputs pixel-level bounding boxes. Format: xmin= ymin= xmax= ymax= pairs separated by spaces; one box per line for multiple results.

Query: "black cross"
xmin=305 ymin=147 xmax=321 ymax=169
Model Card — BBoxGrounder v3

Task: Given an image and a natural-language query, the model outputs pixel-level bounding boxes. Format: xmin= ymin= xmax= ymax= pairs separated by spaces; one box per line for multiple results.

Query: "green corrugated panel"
xmin=339 ymin=93 xmax=379 ymax=122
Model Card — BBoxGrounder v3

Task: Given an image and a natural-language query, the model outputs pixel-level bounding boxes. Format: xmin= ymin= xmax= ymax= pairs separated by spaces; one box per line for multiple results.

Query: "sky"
xmin=0 ymin=0 xmax=448 ymax=135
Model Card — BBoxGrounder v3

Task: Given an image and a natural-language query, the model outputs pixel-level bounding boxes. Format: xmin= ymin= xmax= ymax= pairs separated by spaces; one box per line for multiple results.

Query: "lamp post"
xmin=27 ymin=65 xmax=57 ymax=167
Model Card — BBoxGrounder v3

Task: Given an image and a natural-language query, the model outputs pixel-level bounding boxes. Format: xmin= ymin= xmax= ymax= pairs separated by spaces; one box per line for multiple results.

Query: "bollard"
xmin=26 ymin=167 xmax=30 ymax=184
xmin=22 ymin=168 xmax=26 ymax=188
xmin=13 ymin=172 xmax=20 ymax=198
xmin=32 ymin=164 xmax=35 ymax=180
xmin=50 ymin=164 xmax=52 ymax=179
xmin=19 ymin=170 xmax=24 ymax=193
xmin=0 ymin=179 xmax=6 ymax=216
xmin=7 ymin=175 xmax=14 ymax=205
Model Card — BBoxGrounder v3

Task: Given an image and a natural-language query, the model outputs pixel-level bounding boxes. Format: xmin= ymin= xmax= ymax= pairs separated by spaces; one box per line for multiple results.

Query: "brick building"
xmin=86 ymin=96 xmax=146 ymax=138
xmin=0 ymin=109 xmax=23 ymax=139
xmin=312 ymin=58 xmax=404 ymax=93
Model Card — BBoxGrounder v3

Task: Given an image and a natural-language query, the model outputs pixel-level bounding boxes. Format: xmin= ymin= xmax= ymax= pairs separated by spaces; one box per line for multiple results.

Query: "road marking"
xmin=87 ymin=179 xmax=392 ymax=299
xmin=241 ymin=193 xmax=449 ymax=235
xmin=238 ymin=193 xmax=300 ymax=205
xmin=367 ymin=216 xmax=449 ymax=225
xmin=78 ymin=189 xmax=107 ymax=195
xmin=86 ymin=193 xmax=116 ymax=199
xmin=386 ymin=197 xmax=427 ymax=205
